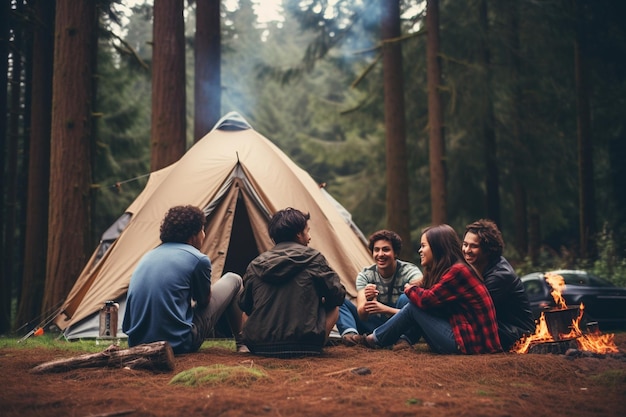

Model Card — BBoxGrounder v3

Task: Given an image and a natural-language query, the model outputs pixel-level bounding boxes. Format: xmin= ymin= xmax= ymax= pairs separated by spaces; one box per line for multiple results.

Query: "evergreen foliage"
xmin=3 ymin=0 xmax=626 ymax=334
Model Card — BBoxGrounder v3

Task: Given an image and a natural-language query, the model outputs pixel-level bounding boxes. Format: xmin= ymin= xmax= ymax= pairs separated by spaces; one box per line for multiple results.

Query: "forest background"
xmin=1 ymin=0 xmax=625 ymax=336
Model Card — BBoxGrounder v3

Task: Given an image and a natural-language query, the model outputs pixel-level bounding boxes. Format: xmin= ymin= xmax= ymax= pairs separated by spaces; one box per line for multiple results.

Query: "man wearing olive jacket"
xmin=239 ymin=207 xmax=346 ymax=358
xmin=462 ymin=219 xmax=535 ymax=351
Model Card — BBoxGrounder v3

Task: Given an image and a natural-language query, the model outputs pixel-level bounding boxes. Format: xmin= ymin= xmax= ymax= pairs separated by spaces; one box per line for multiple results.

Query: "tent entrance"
xmin=222 ymin=190 xmax=261 ymax=277
xmin=202 ymin=174 xmax=273 ymax=281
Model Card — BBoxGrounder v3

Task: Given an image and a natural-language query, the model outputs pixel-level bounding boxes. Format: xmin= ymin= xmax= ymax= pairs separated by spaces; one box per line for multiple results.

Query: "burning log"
xmin=31 ymin=341 xmax=175 ymax=374
xmin=513 ymin=273 xmax=620 ymax=355
xmin=527 ymin=339 xmax=577 ymax=355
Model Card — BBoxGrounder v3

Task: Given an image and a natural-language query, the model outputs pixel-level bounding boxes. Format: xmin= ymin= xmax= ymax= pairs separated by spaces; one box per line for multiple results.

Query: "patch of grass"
xmin=405 ymin=398 xmax=423 ymax=406
xmin=589 ymin=369 xmax=626 ymax=388
xmin=2 ymin=336 xmax=237 ymax=353
xmin=509 ymin=382 xmax=534 ymax=388
xmin=169 ymin=364 xmax=267 ymax=387
xmin=476 ymin=389 xmax=493 ymax=396
xmin=200 ymin=338 xmax=236 ymax=351
xmin=0 ymin=335 xmax=126 ymax=353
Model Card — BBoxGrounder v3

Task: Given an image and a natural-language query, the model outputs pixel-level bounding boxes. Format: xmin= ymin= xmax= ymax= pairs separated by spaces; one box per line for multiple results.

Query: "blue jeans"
xmin=336 ymin=295 xmax=420 ymax=344
xmin=371 ymin=303 xmax=459 ymax=354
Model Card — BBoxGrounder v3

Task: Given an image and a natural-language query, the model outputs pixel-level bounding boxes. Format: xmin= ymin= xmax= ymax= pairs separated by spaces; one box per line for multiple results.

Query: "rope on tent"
xmin=91 ymin=172 xmax=152 ymax=193
xmin=17 ymin=300 xmax=65 ymax=343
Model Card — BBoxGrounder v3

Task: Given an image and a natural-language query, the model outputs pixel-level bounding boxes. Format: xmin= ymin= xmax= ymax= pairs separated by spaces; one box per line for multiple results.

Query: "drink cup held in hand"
xmin=365 ymin=284 xmax=378 ymax=301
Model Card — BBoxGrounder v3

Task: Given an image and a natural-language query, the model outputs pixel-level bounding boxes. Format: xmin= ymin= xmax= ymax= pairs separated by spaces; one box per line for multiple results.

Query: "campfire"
xmin=512 ymin=272 xmax=619 ymax=355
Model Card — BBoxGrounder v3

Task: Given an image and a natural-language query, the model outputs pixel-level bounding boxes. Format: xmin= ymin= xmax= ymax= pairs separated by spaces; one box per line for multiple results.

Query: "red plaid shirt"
xmin=405 ymin=263 xmax=502 ymax=354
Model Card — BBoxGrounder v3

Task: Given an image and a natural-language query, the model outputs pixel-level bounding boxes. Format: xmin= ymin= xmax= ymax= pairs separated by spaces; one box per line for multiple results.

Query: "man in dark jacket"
xmin=462 ymin=219 xmax=535 ymax=351
xmin=239 ymin=207 xmax=346 ymax=358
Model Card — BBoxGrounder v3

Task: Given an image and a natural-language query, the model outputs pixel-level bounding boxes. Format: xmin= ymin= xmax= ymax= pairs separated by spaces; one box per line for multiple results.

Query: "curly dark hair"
xmin=367 ymin=230 xmax=402 ymax=257
xmin=268 ymin=207 xmax=310 ymax=243
xmin=159 ymin=205 xmax=206 ymax=244
xmin=464 ymin=219 xmax=504 ymax=263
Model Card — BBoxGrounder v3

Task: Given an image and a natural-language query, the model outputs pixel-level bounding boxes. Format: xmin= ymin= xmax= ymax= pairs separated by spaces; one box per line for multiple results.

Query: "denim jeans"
xmin=371 ymin=303 xmax=459 ymax=354
xmin=336 ymin=294 xmax=420 ymax=344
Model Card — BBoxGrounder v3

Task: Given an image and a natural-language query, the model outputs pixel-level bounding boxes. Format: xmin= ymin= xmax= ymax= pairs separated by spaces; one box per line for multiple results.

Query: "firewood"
xmin=527 ymin=339 xmax=577 ymax=355
xmin=30 ymin=341 xmax=175 ymax=374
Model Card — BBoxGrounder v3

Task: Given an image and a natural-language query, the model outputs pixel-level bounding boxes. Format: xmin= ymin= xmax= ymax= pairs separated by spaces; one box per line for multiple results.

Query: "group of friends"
xmin=122 ymin=205 xmax=536 ymax=357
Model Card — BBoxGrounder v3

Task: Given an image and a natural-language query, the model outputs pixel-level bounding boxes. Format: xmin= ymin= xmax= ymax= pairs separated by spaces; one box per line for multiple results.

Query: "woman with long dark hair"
xmin=361 ymin=224 xmax=502 ymax=354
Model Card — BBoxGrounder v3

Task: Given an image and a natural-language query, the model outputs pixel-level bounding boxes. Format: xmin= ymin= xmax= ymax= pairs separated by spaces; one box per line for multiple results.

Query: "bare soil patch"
xmin=3 ymin=334 xmax=626 ymax=417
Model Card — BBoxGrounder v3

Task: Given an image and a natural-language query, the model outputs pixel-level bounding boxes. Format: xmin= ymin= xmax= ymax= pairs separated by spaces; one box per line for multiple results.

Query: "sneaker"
xmin=341 ymin=332 xmax=362 ymax=347
xmin=236 ymin=343 xmax=250 ymax=353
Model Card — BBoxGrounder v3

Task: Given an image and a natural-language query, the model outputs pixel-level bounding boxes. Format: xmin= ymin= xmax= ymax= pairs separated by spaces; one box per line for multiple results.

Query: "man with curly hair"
xmin=123 ymin=205 xmax=246 ymax=354
xmin=336 ymin=230 xmax=423 ymax=349
xmin=462 ymin=219 xmax=535 ymax=351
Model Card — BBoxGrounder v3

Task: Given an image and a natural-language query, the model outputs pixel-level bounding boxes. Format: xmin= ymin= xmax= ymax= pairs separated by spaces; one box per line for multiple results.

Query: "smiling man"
xmin=336 ymin=230 xmax=423 ymax=348
xmin=462 ymin=219 xmax=535 ymax=351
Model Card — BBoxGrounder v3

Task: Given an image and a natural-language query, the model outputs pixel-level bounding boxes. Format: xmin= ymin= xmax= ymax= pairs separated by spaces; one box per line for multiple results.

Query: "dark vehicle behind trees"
xmin=521 ymin=269 xmax=626 ymax=330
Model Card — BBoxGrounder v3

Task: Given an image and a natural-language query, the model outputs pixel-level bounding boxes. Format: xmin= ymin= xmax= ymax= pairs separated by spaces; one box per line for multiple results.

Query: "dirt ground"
xmin=2 ymin=333 xmax=626 ymax=417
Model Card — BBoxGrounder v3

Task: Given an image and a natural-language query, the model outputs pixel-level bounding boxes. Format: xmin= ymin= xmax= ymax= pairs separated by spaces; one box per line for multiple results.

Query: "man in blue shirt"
xmin=123 ymin=205 xmax=246 ymax=354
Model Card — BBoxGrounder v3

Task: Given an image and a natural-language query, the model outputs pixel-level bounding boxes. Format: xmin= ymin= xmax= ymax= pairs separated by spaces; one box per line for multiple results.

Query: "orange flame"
xmin=512 ymin=273 xmax=619 ymax=354
xmin=559 ymin=306 xmax=619 ymax=354
xmin=545 ymin=272 xmax=567 ymax=309
xmin=511 ymin=312 xmax=554 ymax=353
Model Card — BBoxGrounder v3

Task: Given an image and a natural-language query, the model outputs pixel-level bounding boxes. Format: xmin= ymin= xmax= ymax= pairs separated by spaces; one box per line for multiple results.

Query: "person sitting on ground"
xmin=361 ymin=224 xmax=502 ymax=354
xmin=238 ymin=207 xmax=346 ymax=358
xmin=336 ymin=230 xmax=423 ymax=348
xmin=462 ymin=219 xmax=535 ymax=351
xmin=122 ymin=205 xmax=246 ymax=354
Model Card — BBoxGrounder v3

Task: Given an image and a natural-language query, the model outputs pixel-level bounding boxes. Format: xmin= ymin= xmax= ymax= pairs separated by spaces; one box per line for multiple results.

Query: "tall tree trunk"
xmin=194 ymin=0 xmax=221 ymax=142
xmin=574 ymin=0 xmax=595 ymax=259
xmin=426 ymin=0 xmax=446 ymax=225
xmin=381 ymin=0 xmax=412 ymax=256
xmin=2 ymin=0 xmax=24 ymax=334
xmin=479 ymin=0 xmax=500 ymax=226
xmin=505 ymin=0 xmax=528 ymax=257
xmin=151 ymin=0 xmax=186 ymax=170
xmin=17 ymin=0 xmax=55 ymax=330
xmin=43 ymin=0 xmax=96 ymax=315
xmin=0 ymin=0 xmax=9 ymax=333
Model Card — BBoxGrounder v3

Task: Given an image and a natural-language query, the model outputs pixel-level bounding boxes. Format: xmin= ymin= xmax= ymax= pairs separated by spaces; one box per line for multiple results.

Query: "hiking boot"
xmin=341 ymin=332 xmax=362 ymax=347
xmin=360 ymin=334 xmax=380 ymax=349
xmin=392 ymin=338 xmax=412 ymax=351
xmin=235 ymin=332 xmax=250 ymax=353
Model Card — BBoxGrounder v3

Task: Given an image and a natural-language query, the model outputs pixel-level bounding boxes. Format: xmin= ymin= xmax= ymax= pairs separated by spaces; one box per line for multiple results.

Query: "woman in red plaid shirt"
xmin=361 ymin=224 xmax=502 ymax=354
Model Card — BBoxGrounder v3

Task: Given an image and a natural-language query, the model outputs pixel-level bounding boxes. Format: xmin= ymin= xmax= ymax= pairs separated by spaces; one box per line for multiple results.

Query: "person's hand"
xmin=363 ymin=300 xmax=387 ymax=314
xmin=404 ymin=282 xmax=418 ymax=294
xmin=364 ymin=284 xmax=379 ymax=301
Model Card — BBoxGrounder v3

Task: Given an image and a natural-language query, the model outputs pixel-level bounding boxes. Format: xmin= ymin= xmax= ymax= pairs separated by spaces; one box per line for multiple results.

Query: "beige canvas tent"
xmin=55 ymin=112 xmax=373 ymax=339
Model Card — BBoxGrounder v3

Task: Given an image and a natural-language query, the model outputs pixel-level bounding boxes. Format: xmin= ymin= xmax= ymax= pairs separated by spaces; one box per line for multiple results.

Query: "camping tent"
xmin=55 ymin=112 xmax=373 ymax=339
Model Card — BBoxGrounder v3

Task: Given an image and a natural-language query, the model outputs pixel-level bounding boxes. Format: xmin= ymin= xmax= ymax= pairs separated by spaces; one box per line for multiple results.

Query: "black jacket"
xmin=483 ymin=257 xmax=535 ymax=350
xmin=239 ymin=241 xmax=346 ymax=357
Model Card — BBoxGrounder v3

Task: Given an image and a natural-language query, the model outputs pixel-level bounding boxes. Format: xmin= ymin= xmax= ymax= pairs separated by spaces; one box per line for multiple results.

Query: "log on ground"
xmin=30 ymin=341 xmax=175 ymax=374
